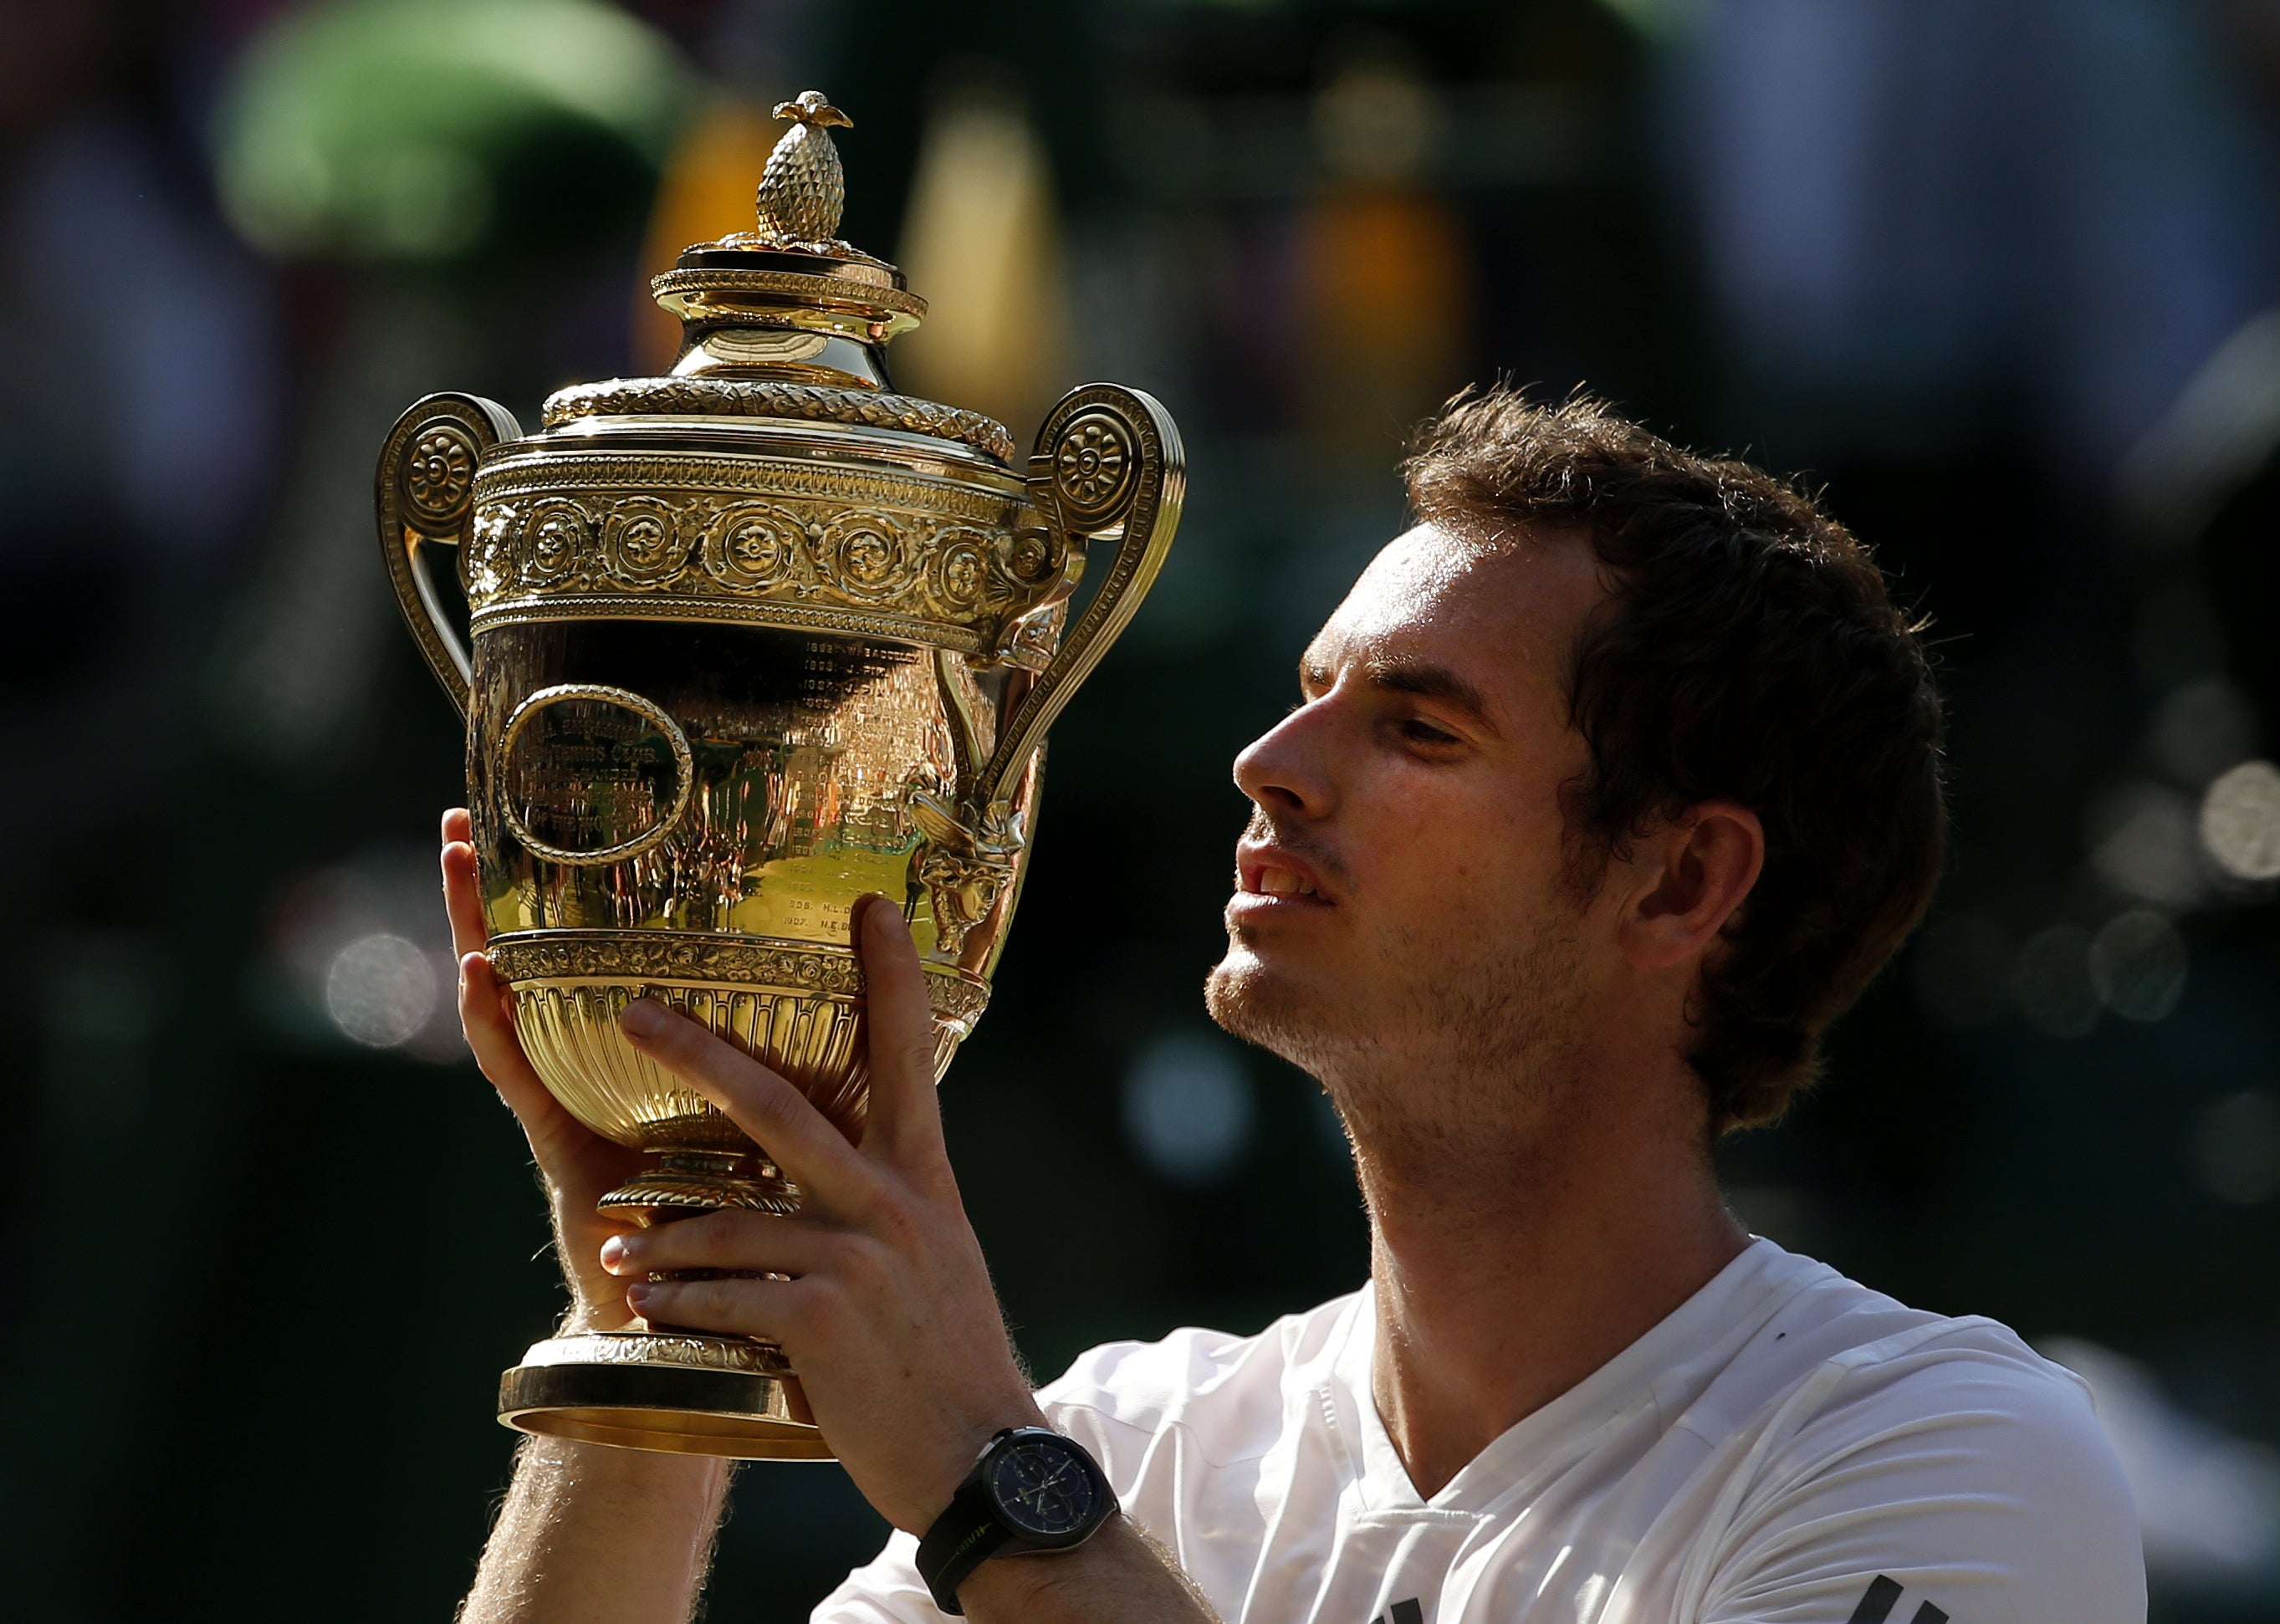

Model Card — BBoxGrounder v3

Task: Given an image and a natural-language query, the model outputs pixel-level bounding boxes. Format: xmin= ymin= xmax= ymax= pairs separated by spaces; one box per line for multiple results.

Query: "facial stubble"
xmin=1206 ymin=876 xmax=1594 ymax=1178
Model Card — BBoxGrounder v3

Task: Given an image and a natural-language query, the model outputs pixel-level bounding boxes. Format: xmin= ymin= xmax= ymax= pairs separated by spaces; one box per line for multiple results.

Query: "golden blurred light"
xmin=1296 ymin=47 xmax=1472 ymax=466
xmin=2200 ymin=759 xmax=2280 ymax=881
xmin=892 ymin=71 xmax=1073 ymax=438
xmin=634 ymin=98 xmax=784 ymax=373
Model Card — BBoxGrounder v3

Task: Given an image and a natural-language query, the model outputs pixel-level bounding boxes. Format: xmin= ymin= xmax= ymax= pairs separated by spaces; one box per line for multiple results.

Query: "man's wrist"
xmin=513 ymin=1429 xmax=734 ymax=1513
xmin=897 ymin=1399 xmax=1051 ymax=1533
xmin=915 ymin=1424 xmax=1117 ymax=1614
xmin=948 ymin=1511 xmax=1132 ymax=1616
xmin=557 ymin=1295 xmax=636 ymax=1336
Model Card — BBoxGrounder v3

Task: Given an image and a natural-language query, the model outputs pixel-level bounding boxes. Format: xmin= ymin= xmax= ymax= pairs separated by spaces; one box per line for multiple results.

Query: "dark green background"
xmin=3 ymin=1 xmax=2277 ymax=1617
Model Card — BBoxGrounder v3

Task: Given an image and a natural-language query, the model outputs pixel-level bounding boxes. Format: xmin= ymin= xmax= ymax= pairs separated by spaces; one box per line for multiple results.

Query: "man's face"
xmin=1204 ymin=523 xmax=1617 ymax=1152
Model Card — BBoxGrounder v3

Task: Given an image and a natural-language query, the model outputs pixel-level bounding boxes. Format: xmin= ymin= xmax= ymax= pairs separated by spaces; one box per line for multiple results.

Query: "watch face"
xmin=988 ymin=1435 xmax=1099 ymax=1539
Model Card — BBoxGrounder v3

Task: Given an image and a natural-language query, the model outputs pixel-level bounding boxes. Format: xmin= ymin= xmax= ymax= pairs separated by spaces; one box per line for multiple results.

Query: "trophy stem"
xmin=498 ymin=1147 xmax=827 ymax=1460
xmin=597 ymin=1147 xmax=800 ymax=1218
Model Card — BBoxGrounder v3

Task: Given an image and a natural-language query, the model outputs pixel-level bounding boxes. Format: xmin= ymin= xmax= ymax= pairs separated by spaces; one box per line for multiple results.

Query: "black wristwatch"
xmin=914 ymin=1426 xmax=1117 ymax=1615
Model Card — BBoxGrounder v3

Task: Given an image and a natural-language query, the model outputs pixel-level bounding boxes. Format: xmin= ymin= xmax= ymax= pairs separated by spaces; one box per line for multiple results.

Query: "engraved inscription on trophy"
xmin=498 ymin=683 xmax=696 ymax=867
xmin=482 ymin=632 xmax=992 ymax=944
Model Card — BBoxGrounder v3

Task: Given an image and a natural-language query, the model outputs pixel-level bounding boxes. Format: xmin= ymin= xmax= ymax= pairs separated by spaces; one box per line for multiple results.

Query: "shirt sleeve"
xmin=811 ymin=1529 xmax=933 ymax=1624
xmin=1696 ymin=1350 xmax=2146 ymax=1624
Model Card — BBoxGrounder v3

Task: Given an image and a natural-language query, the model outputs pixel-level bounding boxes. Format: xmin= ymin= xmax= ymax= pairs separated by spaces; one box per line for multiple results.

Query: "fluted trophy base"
xmin=483 ymin=942 xmax=994 ymax=1464
xmin=596 ymin=1148 xmax=801 ymax=1217
xmin=499 ymin=1330 xmax=832 ymax=1460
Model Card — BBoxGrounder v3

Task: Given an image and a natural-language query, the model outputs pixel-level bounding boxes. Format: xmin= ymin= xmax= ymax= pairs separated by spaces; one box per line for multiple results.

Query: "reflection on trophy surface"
xmin=376 ymin=89 xmax=1183 ymax=1460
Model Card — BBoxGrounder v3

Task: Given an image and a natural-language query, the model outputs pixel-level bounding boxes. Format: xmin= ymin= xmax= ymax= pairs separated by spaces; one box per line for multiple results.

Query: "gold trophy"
xmin=376 ymin=91 xmax=1182 ymax=1460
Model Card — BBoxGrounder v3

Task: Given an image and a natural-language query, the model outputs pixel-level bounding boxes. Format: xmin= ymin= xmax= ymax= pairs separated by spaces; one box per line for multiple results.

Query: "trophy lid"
xmin=671 ymin=93 xmax=895 ymax=270
xmin=543 ymin=90 xmax=1015 ymax=465
xmin=652 ymin=91 xmax=916 ymax=333
xmin=651 ymin=93 xmax=923 ymax=361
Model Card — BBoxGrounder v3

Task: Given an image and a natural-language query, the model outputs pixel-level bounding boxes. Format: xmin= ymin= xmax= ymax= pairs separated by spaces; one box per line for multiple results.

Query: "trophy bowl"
xmin=376 ymin=91 xmax=1181 ymax=1459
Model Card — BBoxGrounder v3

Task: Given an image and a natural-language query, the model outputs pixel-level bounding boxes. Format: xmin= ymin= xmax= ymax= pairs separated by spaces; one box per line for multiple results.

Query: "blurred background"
xmin=3 ymin=0 xmax=2279 ymax=1615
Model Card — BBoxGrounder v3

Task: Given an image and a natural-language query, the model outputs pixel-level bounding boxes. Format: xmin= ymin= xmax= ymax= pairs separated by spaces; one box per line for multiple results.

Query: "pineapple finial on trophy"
xmin=756 ymin=89 xmax=854 ymax=248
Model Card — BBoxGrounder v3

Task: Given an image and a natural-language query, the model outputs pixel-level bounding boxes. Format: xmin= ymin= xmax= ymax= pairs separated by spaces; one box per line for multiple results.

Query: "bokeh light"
xmin=2088 ymin=909 xmax=2189 ymax=1024
xmin=2201 ymin=759 xmax=2280 ymax=881
xmin=2088 ymin=781 xmax=2207 ymax=910
xmin=325 ymin=932 xmax=440 ymax=1048
xmin=1120 ymin=1030 xmax=1256 ymax=1187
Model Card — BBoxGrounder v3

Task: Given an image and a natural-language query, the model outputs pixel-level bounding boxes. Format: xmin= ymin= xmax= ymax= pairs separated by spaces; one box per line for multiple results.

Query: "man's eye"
xmin=1401 ymin=718 xmax=1459 ymax=746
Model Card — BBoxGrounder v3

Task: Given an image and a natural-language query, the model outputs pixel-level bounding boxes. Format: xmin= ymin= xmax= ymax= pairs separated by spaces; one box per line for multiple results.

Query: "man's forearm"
xmin=459 ymin=1437 xmax=733 ymax=1624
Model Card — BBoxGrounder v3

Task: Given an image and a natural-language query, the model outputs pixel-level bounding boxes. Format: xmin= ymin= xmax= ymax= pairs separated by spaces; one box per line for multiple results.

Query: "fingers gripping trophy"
xmin=376 ymin=91 xmax=1182 ymax=1460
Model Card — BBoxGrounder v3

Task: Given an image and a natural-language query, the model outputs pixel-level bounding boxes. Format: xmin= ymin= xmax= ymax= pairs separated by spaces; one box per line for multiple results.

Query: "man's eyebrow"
xmin=1367 ymin=661 xmax=1501 ymax=735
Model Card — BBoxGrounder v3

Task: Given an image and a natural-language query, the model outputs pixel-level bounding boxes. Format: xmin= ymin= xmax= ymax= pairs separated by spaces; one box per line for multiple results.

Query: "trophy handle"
xmin=376 ymin=391 xmax=524 ymax=719
xmin=974 ymin=384 xmax=1184 ymax=808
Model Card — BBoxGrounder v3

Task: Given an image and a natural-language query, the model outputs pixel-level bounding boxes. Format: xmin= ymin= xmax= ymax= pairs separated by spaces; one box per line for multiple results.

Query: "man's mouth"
xmin=1234 ymin=844 xmax=1332 ymax=906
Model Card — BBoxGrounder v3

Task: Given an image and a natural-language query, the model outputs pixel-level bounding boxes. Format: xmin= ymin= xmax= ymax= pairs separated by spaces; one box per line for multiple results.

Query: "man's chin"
xmin=1204 ymin=947 xmax=1321 ymax=1065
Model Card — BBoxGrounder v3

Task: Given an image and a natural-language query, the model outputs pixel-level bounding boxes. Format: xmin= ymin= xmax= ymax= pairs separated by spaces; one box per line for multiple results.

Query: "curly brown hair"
xmin=1403 ymin=388 xmax=1946 ymax=1133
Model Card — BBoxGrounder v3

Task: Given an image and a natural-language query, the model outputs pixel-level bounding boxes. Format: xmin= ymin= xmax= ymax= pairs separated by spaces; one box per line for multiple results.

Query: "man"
xmin=447 ymin=391 xmax=2144 ymax=1623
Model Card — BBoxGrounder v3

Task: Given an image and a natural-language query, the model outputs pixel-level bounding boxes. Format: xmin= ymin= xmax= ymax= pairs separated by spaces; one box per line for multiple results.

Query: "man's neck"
xmin=1346 ymin=1064 xmax=1746 ymax=1500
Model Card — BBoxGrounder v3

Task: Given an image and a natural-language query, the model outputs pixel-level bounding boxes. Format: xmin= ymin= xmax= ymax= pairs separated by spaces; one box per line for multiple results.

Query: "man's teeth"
xmin=1260 ymin=869 xmax=1316 ymax=895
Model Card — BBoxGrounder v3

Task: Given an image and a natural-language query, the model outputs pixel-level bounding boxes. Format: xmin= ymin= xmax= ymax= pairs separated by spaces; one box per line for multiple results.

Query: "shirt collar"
xmin=1329 ymin=1238 xmax=1819 ymax=1514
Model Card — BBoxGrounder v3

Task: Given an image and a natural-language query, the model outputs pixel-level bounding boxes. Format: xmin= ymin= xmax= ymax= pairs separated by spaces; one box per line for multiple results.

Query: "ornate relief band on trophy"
xmin=376 ymin=91 xmax=1183 ymax=1460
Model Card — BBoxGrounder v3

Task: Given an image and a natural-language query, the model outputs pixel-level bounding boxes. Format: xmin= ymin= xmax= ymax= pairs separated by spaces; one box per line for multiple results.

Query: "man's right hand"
xmin=441 ymin=806 xmax=646 ymax=1331
xmin=442 ymin=808 xmax=1216 ymax=1624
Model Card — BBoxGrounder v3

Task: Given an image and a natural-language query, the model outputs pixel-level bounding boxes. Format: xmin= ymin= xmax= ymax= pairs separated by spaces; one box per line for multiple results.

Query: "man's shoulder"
xmin=1668 ymin=1249 xmax=2143 ymax=1621
xmin=1035 ymin=1287 xmax=1365 ymax=1458
xmin=1697 ymin=1247 xmax=2104 ymax=1445
xmin=1756 ymin=1251 xmax=2093 ymax=1407
xmin=1764 ymin=1272 xmax=2116 ymax=1488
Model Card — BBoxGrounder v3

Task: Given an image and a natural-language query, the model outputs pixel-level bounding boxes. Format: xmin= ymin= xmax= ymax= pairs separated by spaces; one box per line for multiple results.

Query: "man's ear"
xmin=1618 ymin=801 xmax=1764 ymax=973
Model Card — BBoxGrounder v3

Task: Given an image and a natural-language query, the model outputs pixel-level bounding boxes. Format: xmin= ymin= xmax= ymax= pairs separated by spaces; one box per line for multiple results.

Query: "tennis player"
xmin=447 ymin=391 xmax=2143 ymax=1624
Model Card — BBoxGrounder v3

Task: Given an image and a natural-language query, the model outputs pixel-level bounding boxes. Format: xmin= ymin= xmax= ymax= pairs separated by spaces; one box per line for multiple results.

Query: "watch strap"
xmin=915 ymin=1473 xmax=1015 ymax=1616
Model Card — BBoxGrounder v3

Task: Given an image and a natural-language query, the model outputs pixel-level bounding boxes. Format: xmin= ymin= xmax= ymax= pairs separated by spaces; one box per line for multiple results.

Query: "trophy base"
xmin=498 ymin=1330 xmax=832 ymax=1461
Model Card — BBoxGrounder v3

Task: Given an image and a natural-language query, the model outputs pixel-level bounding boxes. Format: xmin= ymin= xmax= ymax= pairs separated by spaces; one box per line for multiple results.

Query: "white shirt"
xmin=818 ymin=1239 xmax=2145 ymax=1623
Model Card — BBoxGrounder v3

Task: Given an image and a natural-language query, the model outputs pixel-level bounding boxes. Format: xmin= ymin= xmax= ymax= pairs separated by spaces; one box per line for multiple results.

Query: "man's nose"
xmin=1233 ymin=703 xmax=1337 ymax=820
